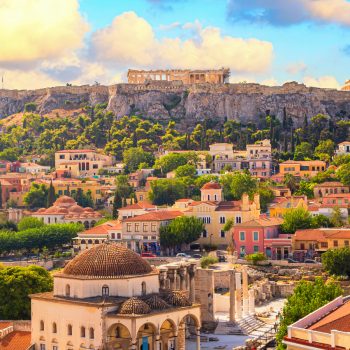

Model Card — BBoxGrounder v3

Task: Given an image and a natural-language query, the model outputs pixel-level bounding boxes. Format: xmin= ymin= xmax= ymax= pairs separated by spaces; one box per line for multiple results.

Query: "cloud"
xmin=159 ymin=22 xmax=181 ymax=31
xmin=227 ymin=0 xmax=350 ymax=26
xmin=0 ymin=0 xmax=89 ymax=66
xmin=147 ymin=0 xmax=186 ymax=11
xmin=303 ymin=75 xmax=341 ymax=89
xmin=90 ymin=12 xmax=273 ymax=73
xmin=286 ymin=62 xmax=307 ymax=75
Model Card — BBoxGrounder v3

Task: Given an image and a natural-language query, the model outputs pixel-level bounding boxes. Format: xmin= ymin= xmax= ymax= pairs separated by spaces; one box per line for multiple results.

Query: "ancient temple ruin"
xmin=127 ymin=68 xmax=230 ymax=84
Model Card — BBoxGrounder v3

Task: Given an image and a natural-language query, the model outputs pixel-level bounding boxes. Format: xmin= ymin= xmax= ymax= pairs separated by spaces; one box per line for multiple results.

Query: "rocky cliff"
xmin=1 ymin=81 xmax=350 ymax=127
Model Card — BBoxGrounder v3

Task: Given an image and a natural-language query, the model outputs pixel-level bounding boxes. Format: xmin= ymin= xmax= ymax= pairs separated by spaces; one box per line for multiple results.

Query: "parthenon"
xmin=127 ymin=68 xmax=230 ymax=84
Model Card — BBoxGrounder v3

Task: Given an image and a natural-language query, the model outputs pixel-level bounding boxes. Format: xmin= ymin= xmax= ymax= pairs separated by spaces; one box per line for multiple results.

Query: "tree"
xmin=311 ymin=214 xmax=332 ymax=228
xmin=17 ymin=217 xmax=44 ymax=231
xmin=220 ymin=171 xmax=257 ymax=200
xmin=330 ymin=206 xmax=344 ymax=227
xmin=315 ymin=139 xmax=335 ymax=161
xmin=337 ymin=163 xmax=350 ymax=185
xmin=258 ymin=187 xmax=275 ymax=212
xmin=175 ymin=164 xmax=197 ymax=178
xmin=0 ymin=182 xmax=2 ymax=209
xmin=123 ymin=147 xmax=154 ymax=172
xmin=24 ymin=183 xmax=48 ymax=209
xmin=283 ymin=174 xmax=298 ymax=194
xmin=112 ymin=191 xmax=122 ymax=219
xmin=115 ymin=175 xmax=132 ymax=199
xmin=322 ymin=247 xmax=350 ymax=277
xmin=0 ymin=265 xmax=53 ymax=319
xmin=149 ymin=179 xmax=187 ymax=205
xmin=0 ymin=148 xmax=19 ymax=161
xmin=295 ymin=180 xmax=315 ymax=198
xmin=294 ymin=142 xmax=313 ymax=160
xmin=155 ymin=152 xmax=197 ymax=175
xmin=47 ymin=180 xmax=55 ymax=207
xmin=276 ymin=278 xmax=342 ymax=349
xmin=281 ymin=207 xmax=313 ymax=233
xmin=72 ymin=189 xmax=94 ymax=208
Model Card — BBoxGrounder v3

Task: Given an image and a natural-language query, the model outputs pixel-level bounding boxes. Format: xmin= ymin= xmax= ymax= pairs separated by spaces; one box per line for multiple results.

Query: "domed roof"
xmin=144 ymin=295 xmax=170 ymax=310
xmin=162 ymin=290 xmax=192 ymax=307
xmin=70 ymin=204 xmax=84 ymax=213
xmin=63 ymin=243 xmax=154 ymax=278
xmin=84 ymin=207 xmax=94 ymax=212
xmin=201 ymin=181 xmax=221 ymax=190
xmin=37 ymin=208 xmax=46 ymax=213
xmin=54 ymin=196 xmax=76 ymax=207
xmin=58 ymin=208 xmax=69 ymax=214
xmin=118 ymin=297 xmax=151 ymax=315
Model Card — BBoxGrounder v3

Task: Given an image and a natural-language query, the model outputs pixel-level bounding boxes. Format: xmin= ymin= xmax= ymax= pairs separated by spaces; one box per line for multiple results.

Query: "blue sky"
xmin=1 ymin=0 xmax=350 ymax=89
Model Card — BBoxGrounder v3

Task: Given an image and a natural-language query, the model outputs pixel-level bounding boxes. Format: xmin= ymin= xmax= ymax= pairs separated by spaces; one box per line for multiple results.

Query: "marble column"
xmin=167 ymin=267 xmax=177 ymax=290
xmin=155 ymin=335 xmax=161 ymax=350
xmin=229 ymin=270 xmax=236 ymax=322
xmin=196 ymin=327 xmax=201 ymax=350
xmin=179 ymin=266 xmax=187 ymax=291
xmin=159 ymin=267 xmax=168 ymax=291
xmin=235 ymin=272 xmax=242 ymax=320
xmin=242 ymin=266 xmax=249 ymax=316
xmin=188 ymin=263 xmax=196 ymax=303
xmin=129 ymin=342 xmax=137 ymax=350
xmin=249 ymin=289 xmax=255 ymax=315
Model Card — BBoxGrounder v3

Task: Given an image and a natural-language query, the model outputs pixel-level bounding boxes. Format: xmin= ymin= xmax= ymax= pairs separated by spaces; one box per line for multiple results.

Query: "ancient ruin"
xmin=127 ymin=68 xmax=230 ymax=84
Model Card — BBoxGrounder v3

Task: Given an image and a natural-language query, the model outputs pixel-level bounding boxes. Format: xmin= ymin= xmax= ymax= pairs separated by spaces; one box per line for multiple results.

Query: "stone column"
xmin=129 ymin=342 xmax=137 ymax=350
xmin=196 ymin=327 xmax=201 ymax=350
xmin=249 ymin=289 xmax=255 ymax=315
xmin=179 ymin=266 xmax=187 ymax=290
xmin=159 ymin=267 xmax=168 ymax=291
xmin=155 ymin=335 xmax=161 ymax=350
xmin=235 ymin=272 xmax=242 ymax=320
xmin=173 ymin=331 xmax=178 ymax=350
xmin=242 ymin=266 xmax=249 ymax=316
xmin=177 ymin=323 xmax=186 ymax=350
xmin=167 ymin=266 xmax=177 ymax=290
xmin=229 ymin=270 xmax=236 ymax=322
xmin=188 ymin=263 xmax=196 ymax=303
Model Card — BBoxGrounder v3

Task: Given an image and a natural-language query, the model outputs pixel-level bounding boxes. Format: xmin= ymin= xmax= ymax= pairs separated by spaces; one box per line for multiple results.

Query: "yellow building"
xmin=269 ymin=196 xmax=308 ymax=218
xmin=279 ymin=160 xmax=326 ymax=177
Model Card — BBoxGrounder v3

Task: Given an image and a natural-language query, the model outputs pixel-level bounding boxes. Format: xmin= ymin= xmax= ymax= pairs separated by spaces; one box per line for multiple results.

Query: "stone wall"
xmin=194 ymin=269 xmax=215 ymax=322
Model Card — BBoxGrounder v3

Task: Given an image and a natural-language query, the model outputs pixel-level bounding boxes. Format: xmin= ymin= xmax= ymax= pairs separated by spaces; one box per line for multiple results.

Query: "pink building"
xmin=233 ymin=217 xmax=292 ymax=259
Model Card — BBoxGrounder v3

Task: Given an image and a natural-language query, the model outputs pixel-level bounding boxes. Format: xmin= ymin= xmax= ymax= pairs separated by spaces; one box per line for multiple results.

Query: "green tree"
xmin=322 ymin=247 xmax=350 ymax=277
xmin=295 ymin=180 xmax=315 ymax=198
xmin=258 ymin=187 xmax=275 ymax=212
xmin=155 ymin=152 xmax=197 ymax=175
xmin=112 ymin=191 xmax=122 ymax=219
xmin=315 ymin=139 xmax=335 ymax=158
xmin=0 ymin=148 xmax=19 ymax=161
xmin=311 ymin=214 xmax=332 ymax=228
xmin=175 ymin=164 xmax=197 ymax=178
xmin=0 ymin=265 xmax=53 ymax=319
xmin=149 ymin=178 xmax=187 ymax=206
xmin=294 ymin=142 xmax=313 ymax=160
xmin=276 ymin=278 xmax=342 ymax=349
xmin=220 ymin=171 xmax=258 ymax=200
xmin=123 ymin=147 xmax=154 ymax=172
xmin=0 ymin=182 xmax=2 ymax=209
xmin=283 ymin=174 xmax=298 ymax=194
xmin=24 ymin=183 xmax=48 ymax=209
xmin=17 ymin=217 xmax=44 ymax=231
xmin=330 ymin=206 xmax=344 ymax=227
xmin=281 ymin=207 xmax=313 ymax=233
xmin=47 ymin=180 xmax=56 ymax=207
xmin=115 ymin=175 xmax=132 ymax=199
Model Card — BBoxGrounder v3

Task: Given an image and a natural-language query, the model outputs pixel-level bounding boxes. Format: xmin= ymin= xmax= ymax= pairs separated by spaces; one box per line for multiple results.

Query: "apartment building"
xmin=279 ymin=160 xmax=326 ymax=177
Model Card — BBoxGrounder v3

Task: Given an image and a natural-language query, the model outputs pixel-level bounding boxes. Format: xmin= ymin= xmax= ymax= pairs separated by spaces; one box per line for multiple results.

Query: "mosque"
xmin=30 ymin=243 xmax=201 ymax=350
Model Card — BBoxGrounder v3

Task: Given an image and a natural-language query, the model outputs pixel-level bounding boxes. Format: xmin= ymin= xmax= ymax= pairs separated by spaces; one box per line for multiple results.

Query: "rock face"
xmin=1 ymin=81 xmax=350 ymax=127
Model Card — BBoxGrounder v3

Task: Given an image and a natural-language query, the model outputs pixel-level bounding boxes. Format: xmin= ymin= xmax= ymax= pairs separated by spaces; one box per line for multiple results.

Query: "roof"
xmin=123 ymin=210 xmax=183 ymax=222
xmin=0 ymin=330 xmax=31 ymax=350
xmin=280 ymin=160 xmax=326 ymax=165
xmin=322 ymin=193 xmax=350 ymax=198
xmin=314 ymin=181 xmax=347 ymax=188
xmin=294 ymin=228 xmax=350 ymax=242
xmin=201 ymin=181 xmax=221 ymax=190
xmin=308 ymin=300 xmax=350 ymax=333
xmin=215 ymin=201 xmax=244 ymax=211
xmin=80 ymin=220 xmax=122 ymax=235
xmin=338 ymin=141 xmax=350 ymax=145
xmin=56 ymin=149 xmax=95 ymax=153
xmin=62 ymin=243 xmax=154 ymax=278
xmin=175 ymin=198 xmax=193 ymax=203
xmin=119 ymin=201 xmax=156 ymax=210
xmin=235 ymin=217 xmax=283 ymax=228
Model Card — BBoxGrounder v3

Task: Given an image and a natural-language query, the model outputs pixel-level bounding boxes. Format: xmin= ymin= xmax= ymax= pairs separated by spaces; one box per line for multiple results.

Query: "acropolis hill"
xmin=1 ymin=81 xmax=350 ymax=127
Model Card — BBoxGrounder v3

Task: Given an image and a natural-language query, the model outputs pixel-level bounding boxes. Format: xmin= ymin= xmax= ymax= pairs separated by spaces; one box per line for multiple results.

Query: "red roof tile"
xmin=201 ymin=182 xmax=221 ymax=190
xmin=0 ymin=330 xmax=31 ymax=350
xmin=124 ymin=211 xmax=183 ymax=222
xmin=119 ymin=201 xmax=156 ymax=210
xmin=80 ymin=220 xmax=122 ymax=235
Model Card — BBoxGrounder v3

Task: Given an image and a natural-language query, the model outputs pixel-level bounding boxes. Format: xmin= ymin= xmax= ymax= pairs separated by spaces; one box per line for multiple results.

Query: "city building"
xmin=55 ymin=149 xmax=114 ymax=177
xmin=278 ymin=160 xmax=326 ymax=178
xmin=284 ymin=296 xmax=350 ymax=349
xmin=313 ymin=181 xmax=349 ymax=198
xmin=0 ymin=321 xmax=31 ymax=350
xmin=32 ymin=196 xmax=102 ymax=228
xmin=122 ymin=211 xmax=184 ymax=252
xmin=30 ymin=243 xmax=201 ymax=350
xmin=127 ymin=68 xmax=230 ymax=84
xmin=118 ymin=201 xmax=157 ymax=220
xmin=18 ymin=162 xmax=50 ymax=174
xmin=316 ymin=193 xmax=350 ymax=222
xmin=335 ymin=140 xmax=350 ymax=155
xmin=233 ymin=217 xmax=292 ymax=259
xmin=269 ymin=196 xmax=308 ymax=218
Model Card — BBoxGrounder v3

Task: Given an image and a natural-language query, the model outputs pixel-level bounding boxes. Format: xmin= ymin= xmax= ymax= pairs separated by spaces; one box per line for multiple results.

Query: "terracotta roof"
xmin=281 ymin=160 xmax=326 ymax=165
xmin=124 ymin=210 xmax=183 ymax=222
xmin=338 ymin=141 xmax=350 ymax=145
xmin=235 ymin=217 xmax=283 ymax=227
xmin=0 ymin=330 xmax=31 ymax=350
xmin=215 ymin=200 xmax=243 ymax=212
xmin=201 ymin=182 xmax=221 ymax=190
xmin=62 ymin=243 xmax=154 ymax=278
xmin=322 ymin=193 xmax=350 ymax=198
xmin=0 ymin=322 xmax=12 ymax=330
xmin=162 ymin=290 xmax=192 ymax=307
xmin=308 ymin=300 xmax=350 ymax=333
xmin=314 ymin=182 xmax=346 ymax=188
xmin=118 ymin=297 xmax=151 ymax=314
xmin=80 ymin=220 xmax=122 ymax=235
xmin=119 ymin=201 xmax=156 ymax=210
xmin=294 ymin=229 xmax=328 ymax=242
xmin=56 ymin=149 xmax=95 ymax=153
xmin=175 ymin=198 xmax=193 ymax=203
xmin=144 ymin=295 xmax=171 ymax=310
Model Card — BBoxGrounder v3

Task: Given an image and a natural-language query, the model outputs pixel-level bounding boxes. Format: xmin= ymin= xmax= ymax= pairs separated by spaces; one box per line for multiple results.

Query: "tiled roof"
xmin=294 ymin=228 xmax=350 ymax=242
xmin=235 ymin=217 xmax=283 ymax=227
xmin=201 ymin=182 xmax=221 ymax=190
xmin=0 ymin=322 xmax=12 ymax=330
xmin=322 ymin=193 xmax=350 ymax=198
xmin=314 ymin=181 xmax=346 ymax=188
xmin=215 ymin=201 xmax=243 ymax=211
xmin=119 ymin=201 xmax=156 ymax=210
xmin=308 ymin=300 xmax=350 ymax=333
xmin=80 ymin=220 xmax=122 ymax=235
xmin=123 ymin=210 xmax=183 ymax=222
xmin=56 ymin=149 xmax=95 ymax=153
xmin=0 ymin=330 xmax=32 ymax=350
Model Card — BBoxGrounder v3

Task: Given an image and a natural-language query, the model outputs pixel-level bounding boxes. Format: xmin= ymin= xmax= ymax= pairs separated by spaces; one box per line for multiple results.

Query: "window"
xmin=52 ymin=346 xmax=58 ymax=350
xmin=334 ymin=240 xmax=338 ymax=247
xmin=40 ymin=320 xmax=44 ymax=331
xmin=321 ymin=242 xmax=328 ymax=248
xmin=220 ymin=230 xmax=225 ymax=238
xmin=253 ymin=231 xmax=259 ymax=241
xmin=81 ymin=326 xmax=86 ymax=338
xmin=67 ymin=324 xmax=72 ymax=336
xmin=40 ymin=345 xmax=46 ymax=350
xmin=65 ymin=284 xmax=70 ymax=297
xmin=240 ymin=246 xmax=245 ymax=257
xmin=111 ymin=233 xmax=115 ymax=239
xmin=127 ymin=223 xmax=131 ymax=232
xmin=254 ymin=245 xmax=259 ymax=253
xmin=52 ymin=322 xmax=57 ymax=333
xmin=236 ymin=216 xmax=242 ymax=224
xmin=89 ymin=327 xmax=94 ymax=339
xmin=202 ymin=230 xmax=207 ymax=238
xmin=151 ymin=224 xmax=156 ymax=232
xmin=93 ymin=164 xmax=98 ymax=169
xmin=59 ymin=155 xmax=65 ymax=159
xmin=300 ymin=243 xmax=305 ymax=250
xmin=345 ymin=240 xmax=349 ymax=247
xmin=141 ymin=282 xmax=146 ymax=296
xmin=219 ymin=216 xmax=226 ymax=224
xmin=143 ymin=224 xmax=148 ymax=232
xmin=117 ymin=233 xmax=121 ymax=239
xmin=239 ymin=231 xmax=245 ymax=241
xmin=135 ymin=223 xmax=140 ymax=232
xmin=102 ymin=285 xmax=109 ymax=297
xmin=202 ymin=217 xmax=211 ymax=224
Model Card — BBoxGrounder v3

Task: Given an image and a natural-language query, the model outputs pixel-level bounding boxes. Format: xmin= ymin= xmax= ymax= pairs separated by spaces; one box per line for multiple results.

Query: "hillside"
xmin=1 ymin=81 xmax=350 ymax=128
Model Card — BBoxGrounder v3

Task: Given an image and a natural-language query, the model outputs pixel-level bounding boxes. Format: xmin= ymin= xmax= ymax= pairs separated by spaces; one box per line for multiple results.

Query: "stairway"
xmin=237 ymin=315 xmax=267 ymax=335
xmin=214 ymin=321 xmax=245 ymax=335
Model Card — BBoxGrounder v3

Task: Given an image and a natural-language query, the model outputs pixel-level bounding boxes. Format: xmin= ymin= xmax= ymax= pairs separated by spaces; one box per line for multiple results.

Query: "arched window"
xmin=65 ymin=284 xmax=70 ymax=297
xmin=40 ymin=320 xmax=44 ymax=331
xmin=102 ymin=285 xmax=109 ymax=297
xmin=52 ymin=322 xmax=57 ymax=333
xmin=88 ymin=239 xmax=92 ymax=244
xmin=111 ymin=233 xmax=115 ymax=239
xmin=141 ymin=282 xmax=146 ymax=296
xmin=94 ymin=239 xmax=99 ymax=244
xmin=115 ymin=326 xmax=120 ymax=338
xmin=89 ymin=327 xmax=94 ymax=339
xmin=67 ymin=324 xmax=72 ymax=336
xmin=80 ymin=326 xmax=86 ymax=338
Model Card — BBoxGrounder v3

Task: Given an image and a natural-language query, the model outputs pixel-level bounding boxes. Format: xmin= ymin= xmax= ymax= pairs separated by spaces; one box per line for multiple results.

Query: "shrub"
xmin=246 ymin=252 xmax=267 ymax=265
xmin=200 ymin=256 xmax=219 ymax=269
xmin=322 ymin=247 xmax=350 ymax=277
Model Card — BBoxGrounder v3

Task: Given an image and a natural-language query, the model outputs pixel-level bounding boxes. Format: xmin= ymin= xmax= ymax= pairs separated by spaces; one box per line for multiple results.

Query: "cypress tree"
xmin=123 ymin=197 xmax=127 ymax=207
xmin=112 ymin=191 xmax=122 ymax=219
xmin=47 ymin=180 xmax=55 ymax=207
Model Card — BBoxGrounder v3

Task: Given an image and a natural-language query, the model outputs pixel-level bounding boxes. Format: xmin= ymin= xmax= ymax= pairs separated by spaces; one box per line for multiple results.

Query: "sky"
xmin=1 ymin=0 xmax=350 ymax=89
